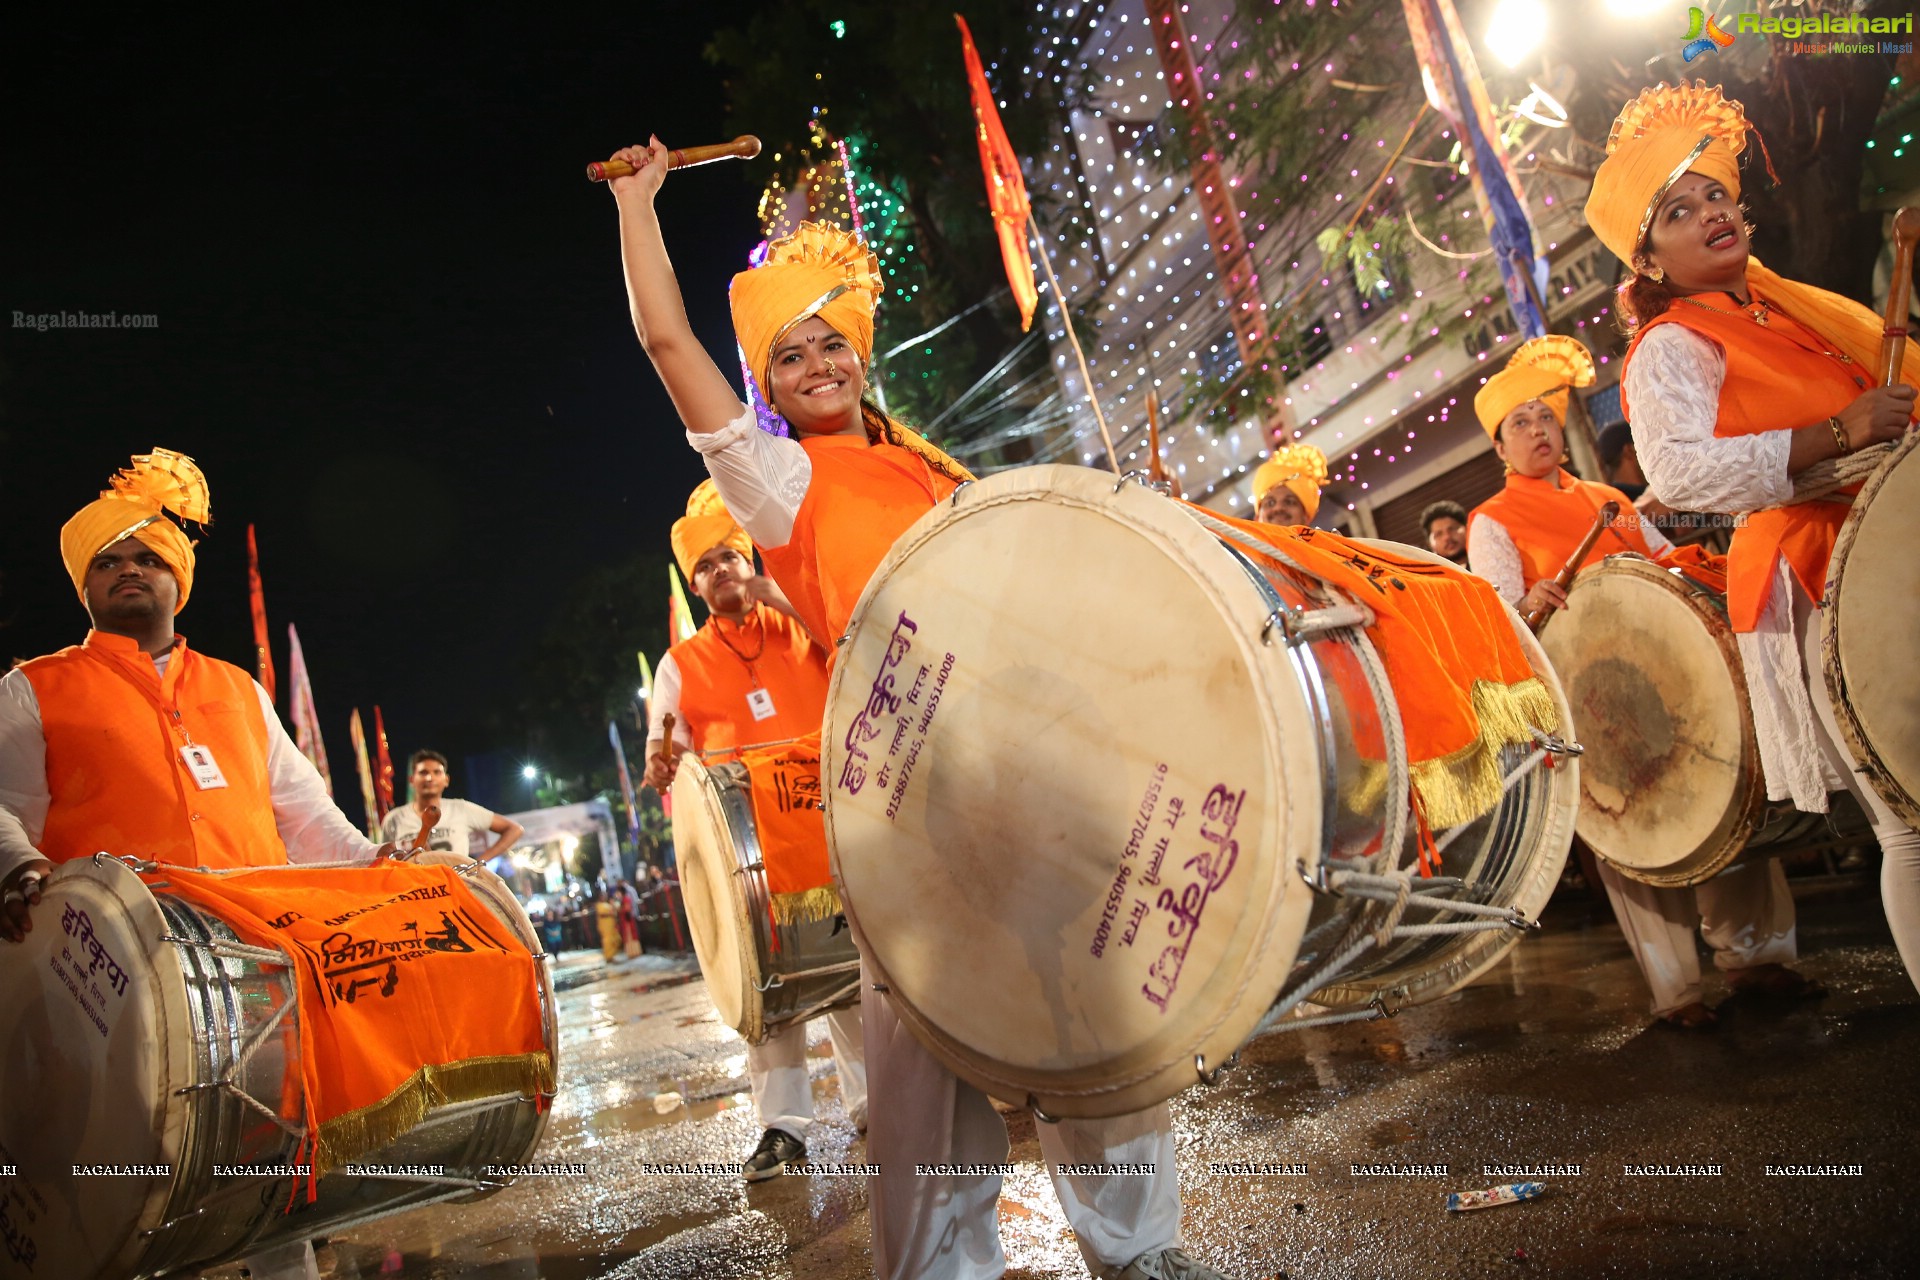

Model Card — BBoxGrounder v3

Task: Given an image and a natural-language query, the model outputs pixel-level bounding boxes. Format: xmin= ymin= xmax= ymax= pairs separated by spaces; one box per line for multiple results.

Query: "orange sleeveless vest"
xmin=1622 ymin=295 xmax=1870 ymax=631
xmin=1468 ymin=470 xmax=1655 ymax=590
xmin=19 ymin=632 xmax=287 ymax=866
xmin=760 ymin=433 xmax=961 ymax=651
xmin=667 ymin=605 xmax=829 ymax=752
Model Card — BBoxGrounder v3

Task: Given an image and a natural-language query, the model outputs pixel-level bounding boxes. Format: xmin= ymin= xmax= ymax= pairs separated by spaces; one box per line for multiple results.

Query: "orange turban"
xmin=730 ymin=222 xmax=883 ymax=403
xmin=59 ymin=448 xmax=208 ymax=613
xmin=1587 ymin=80 xmax=1750 ymax=268
xmin=669 ymin=480 xmax=754 ymax=580
xmin=1474 ymin=335 xmax=1595 ymax=438
xmin=1251 ymin=444 xmax=1329 ymax=521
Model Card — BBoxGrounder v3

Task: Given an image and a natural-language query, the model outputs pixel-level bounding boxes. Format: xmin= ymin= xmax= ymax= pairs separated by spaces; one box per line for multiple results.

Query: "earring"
xmin=1637 ymin=262 xmax=1665 ymax=284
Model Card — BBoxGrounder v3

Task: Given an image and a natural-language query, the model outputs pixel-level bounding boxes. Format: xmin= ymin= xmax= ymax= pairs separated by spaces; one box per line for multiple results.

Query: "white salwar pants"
xmin=861 ymin=960 xmax=1182 ymax=1280
xmin=1595 ymin=858 xmax=1798 ymax=1016
xmin=749 ymin=1005 xmax=868 ymax=1140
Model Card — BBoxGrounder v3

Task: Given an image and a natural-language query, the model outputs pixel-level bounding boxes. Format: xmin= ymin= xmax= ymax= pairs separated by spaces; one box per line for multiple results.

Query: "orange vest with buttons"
xmin=19 ymin=632 xmax=286 ymax=866
xmin=667 ymin=605 xmax=829 ymax=752
xmin=1468 ymin=470 xmax=1657 ymax=591
xmin=760 ymin=433 xmax=962 ymax=653
xmin=1622 ymin=296 xmax=1870 ymax=632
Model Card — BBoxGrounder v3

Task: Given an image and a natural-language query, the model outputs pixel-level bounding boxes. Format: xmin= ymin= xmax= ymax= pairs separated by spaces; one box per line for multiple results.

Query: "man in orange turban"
xmin=3 ymin=450 xmax=396 ymax=1280
xmin=1593 ymin=80 xmax=1920 ymax=995
xmin=1251 ymin=443 xmax=1327 ymax=526
xmin=646 ymin=480 xmax=864 ymax=1182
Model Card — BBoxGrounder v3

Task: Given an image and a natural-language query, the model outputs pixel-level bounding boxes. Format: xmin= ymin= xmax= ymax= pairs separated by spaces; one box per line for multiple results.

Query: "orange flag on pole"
xmin=667 ymin=563 xmax=697 ymax=647
xmin=957 ymin=13 xmax=1039 ymax=332
xmin=373 ymin=705 xmax=395 ymax=820
xmin=350 ymin=708 xmax=380 ymax=839
xmin=247 ymin=524 xmax=276 ymax=704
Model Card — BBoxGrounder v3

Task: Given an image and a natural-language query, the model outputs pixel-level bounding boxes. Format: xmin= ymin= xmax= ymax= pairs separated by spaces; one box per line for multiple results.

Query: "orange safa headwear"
xmin=1586 ymin=80 xmax=1752 ymax=267
xmin=1475 ymin=335 xmax=1595 ymax=438
xmin=670 ymin=479 xmax=754 ymax=580
xmin=1251 ymin=444 xmax=1329 ymax=522
xmin=730 ymin=222 xmax=883 ymax=403
xmin=59 ymin=448 xmax=208 ymax=613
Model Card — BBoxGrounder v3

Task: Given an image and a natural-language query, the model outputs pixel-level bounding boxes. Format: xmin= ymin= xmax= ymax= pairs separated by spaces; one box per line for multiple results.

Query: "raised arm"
xmin=608 ymin=138 xmax=749 ymax=435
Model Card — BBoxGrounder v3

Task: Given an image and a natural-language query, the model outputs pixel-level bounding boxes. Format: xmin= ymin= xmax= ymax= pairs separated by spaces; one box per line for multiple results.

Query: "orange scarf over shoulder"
xmin=1468 ymin=470 xmax=1655 ymax=590
xmin=1200 ymin=509 xmax=1560 ymax=830
xmin=152 ymin=863 xmax=554 ymax=1180
xmin=1623 ymin=294 xmax=1874 ymax=631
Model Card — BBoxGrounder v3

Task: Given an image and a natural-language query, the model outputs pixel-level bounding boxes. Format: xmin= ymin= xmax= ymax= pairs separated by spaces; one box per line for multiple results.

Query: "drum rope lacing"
xmin=1772 ymin=437 xmax=1900 ymax=508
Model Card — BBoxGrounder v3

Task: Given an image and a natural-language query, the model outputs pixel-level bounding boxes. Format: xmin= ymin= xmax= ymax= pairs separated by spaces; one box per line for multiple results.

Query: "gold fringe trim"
xmin=770 ymin=885 xmax=843 ymax=926
xmin=310 ymin=1051 xmax=557 ymax=1177
xmin=1408 ymin=677 xmax=1561 ymax=831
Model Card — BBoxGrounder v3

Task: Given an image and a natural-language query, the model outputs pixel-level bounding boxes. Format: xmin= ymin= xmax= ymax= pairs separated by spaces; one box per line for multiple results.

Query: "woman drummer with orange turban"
xmin=607 ymin=139 xmax=1215 ymax=1280
xmin=1591 ymin=81 xmax=1920 ymax=992
xmin=1470 ymin=337 xmax=1809 ymax=1027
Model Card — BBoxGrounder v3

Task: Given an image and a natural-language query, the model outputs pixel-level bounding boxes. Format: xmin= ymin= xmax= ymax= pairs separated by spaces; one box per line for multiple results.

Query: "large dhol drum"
xmin=672 ymin=748 xmax=860 ymax=1045
xmin=1539 ymin=555 xmax=1845 ymax=886
xmin=1824 ymin=431 xmax=1920 ymax=827
xmin=0 ymin=856 xmax=555 ymax=1280
xmin=821 ymin=466 xmax=1576 ymax=1119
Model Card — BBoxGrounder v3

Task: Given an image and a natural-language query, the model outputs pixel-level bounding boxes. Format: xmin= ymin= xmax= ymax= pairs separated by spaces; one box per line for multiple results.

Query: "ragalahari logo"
xmin=1682 ymin=8 xmax=1736 ymax=62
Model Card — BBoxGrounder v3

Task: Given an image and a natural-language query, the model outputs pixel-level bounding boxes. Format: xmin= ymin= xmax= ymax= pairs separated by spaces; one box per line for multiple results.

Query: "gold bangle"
xmin=1828 ymin=415 xmax=1852 ymax=456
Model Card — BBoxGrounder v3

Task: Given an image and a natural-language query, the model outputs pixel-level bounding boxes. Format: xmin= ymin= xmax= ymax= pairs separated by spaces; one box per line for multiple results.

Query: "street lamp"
xmin=1485 ymin=0 xmax=1547 ymax=68
xmin=521 ymin=764 xmax=538 ymax=780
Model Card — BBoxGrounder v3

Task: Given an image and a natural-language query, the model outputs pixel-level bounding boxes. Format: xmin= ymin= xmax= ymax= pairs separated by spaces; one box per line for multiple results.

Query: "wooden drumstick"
xmin=1523 ymin=501 xmax=1620 ymax=632
xmin=404 ymin=803 xmax=440 ymax=859
xmin=587 ymin=136 xmax=762 ymax=182
xmin=658 ymin=713 xmax=678 ymax=773
xmin=1146 ymin=391 xmax=1183 ymax=498
xmin=1877 ymin=207 xmax=1920 ymax=387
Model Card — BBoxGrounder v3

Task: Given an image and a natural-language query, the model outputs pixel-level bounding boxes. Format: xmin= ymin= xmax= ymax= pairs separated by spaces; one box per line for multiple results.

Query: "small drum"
xmin=1825 ymin=431 xmax=1920 ymax=827
xmin=820 ymin=466 xmax=1576 ymax=1118
xmin=672 ymin=747 xmax=861 ymax=1045
xmin=1538 ymin=555 xmax=1843 ymax=886
xmin=0 ymin=856 xmax=555 ymax=1280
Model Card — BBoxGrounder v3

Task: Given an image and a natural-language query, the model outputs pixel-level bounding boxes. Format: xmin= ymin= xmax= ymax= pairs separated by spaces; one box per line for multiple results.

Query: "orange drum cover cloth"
xmin=151 ymin=864 xmax=554 ymax=1179
xmin=1199 ymin=508 xmax=1559 ymax=829
xmin=739 ymin=736 xmax=838 ymax=923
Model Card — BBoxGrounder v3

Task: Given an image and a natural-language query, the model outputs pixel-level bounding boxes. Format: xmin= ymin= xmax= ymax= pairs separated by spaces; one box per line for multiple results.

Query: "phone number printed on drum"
xmin=836 ymin=610 xmax=956 ymax=824
xmin=1086 ymin=768 xmax=1247 ymax=1014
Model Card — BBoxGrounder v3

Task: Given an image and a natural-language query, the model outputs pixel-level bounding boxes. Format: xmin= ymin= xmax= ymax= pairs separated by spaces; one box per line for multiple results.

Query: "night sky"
xmin=3 ymin=10 xmax=774 ymax=817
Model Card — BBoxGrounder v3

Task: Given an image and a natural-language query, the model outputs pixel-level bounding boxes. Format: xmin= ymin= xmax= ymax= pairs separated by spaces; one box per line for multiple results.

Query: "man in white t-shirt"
xmin=379 ymin=750 xmax=523 ymax=862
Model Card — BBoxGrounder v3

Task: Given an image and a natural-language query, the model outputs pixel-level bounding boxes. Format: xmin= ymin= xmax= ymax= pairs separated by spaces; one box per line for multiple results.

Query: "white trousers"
xmin=237 ymin=1239 xmax=318 ymax=1280
xmin=1595 ymin=858 xmax=1798 ymax=1016
xmin=749 ymin=1005 xmax=868 ymax=1140
xmin=861 ymin=961 xmax=1182 ymax=1280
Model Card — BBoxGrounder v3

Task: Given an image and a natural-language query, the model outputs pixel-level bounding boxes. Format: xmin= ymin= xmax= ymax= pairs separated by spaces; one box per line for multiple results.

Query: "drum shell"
xmin=672 ymin=756 xmax=860 ymax=1045
xmin=0 ymin=857 xmax=555 ymax=1280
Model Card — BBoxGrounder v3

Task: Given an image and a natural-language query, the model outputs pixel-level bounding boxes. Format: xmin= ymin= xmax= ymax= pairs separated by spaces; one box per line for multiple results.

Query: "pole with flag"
xmin=286 ymin=624 xmax=333 ymax=795
xmin=349 ymin=709 xmax=380 ymax=839
xmin=373 ymin=705 xmax=395 ymax=820
xmin=667 ymin=564 xmax=697 ymax=647
xmin=610 ymin=719 xmax=642 ymax=853
xmin=246 ymin=524 xmax=276 ymax=705
xmin=956 ymin=12 xmax=1119 ymax=474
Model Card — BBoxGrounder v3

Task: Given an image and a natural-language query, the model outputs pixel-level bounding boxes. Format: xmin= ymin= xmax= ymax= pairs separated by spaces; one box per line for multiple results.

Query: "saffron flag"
xmin=373 ymin=705 xmax=395 ymax=819
xmin=287 ymin=623 xmax=333 ymax=795
xmin=668 ymin=564 xmax=697 ymax=648
xmin=349 ymin=708 xmax=380 ymax=839
xmin=1401 ymin=0 xmax=1548 ymax=339
xmin=247 ymin=524 xmax=276 ymax=705
xmin=610 ymin=719 xmax=641 ymax=850
xmin=957 ymin=13 xmax=1040 ymax=331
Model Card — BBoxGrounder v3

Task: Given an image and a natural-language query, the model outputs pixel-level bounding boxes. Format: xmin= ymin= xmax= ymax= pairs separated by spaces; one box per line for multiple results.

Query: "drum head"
xmin=671 ymin=757 xmax=764 ymax=1040
xmin=1826 ymin=432 xmax=1920 ymax=827
xmin=0 ymin=857 xmax=191 ymax=1280
xmin=1538 ymin=557 xmax=1759 ymax=884
xmin=824 ymin=465 xmax=1323 ymax=1118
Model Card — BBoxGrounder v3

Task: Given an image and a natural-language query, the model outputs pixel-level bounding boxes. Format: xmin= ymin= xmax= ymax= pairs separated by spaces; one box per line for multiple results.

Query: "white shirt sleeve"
xmin=259 ymin=681 xmax=381 ymax=864
xmin=1643 ymin=518 xmax=1675 ymax=556
xmin=688 ymin=406 xmax=812 ymax=549
xmin=1466 ymin=515 xmax=1527 ymax=604
xmin=646 ymin=653 xmax=694 ymax=751
xmin=0 ymin=670 xmax=49 ymax=886
xmin=1624 ymin=324 xmax=1795 ymax=512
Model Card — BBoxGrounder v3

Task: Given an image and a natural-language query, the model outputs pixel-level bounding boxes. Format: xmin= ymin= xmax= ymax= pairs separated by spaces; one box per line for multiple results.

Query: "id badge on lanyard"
xmin=180 ymin=744 xmax=230 ymax=789
xmin=746 ymin=688 xmax=777 ymax=722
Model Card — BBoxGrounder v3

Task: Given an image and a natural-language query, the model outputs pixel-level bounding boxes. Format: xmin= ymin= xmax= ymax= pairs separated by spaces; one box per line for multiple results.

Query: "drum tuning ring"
xmin=1195 ymin=1051 xmax=1239 ymax=1087
xmin=870 ymin=981 xmax=890 ymax=994
xmin=1528 ymin=728 xmax=1584 ymax=757
xmin=836 ymin=630 xmax=853 ymax=648
xmin=100 ymin=852 xmax=160 ymax=874
xmin=1027 ymin=1094 xmax=1062 ymax=1124
xmin=949 ymin=479 xmax=975 ymax=506
xmin=1297 ymin=859 xmax=1334 ymax=894
xmin=1113 ymin=469 xmax=1171 ymax=496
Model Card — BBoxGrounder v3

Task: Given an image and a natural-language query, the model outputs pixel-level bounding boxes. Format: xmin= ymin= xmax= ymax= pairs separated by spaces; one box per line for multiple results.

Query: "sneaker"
xmin=1112 ymin=1246 xmax=1228 ymax=1280
xmin=743 ymin=1127 xmax=806 ymax=1182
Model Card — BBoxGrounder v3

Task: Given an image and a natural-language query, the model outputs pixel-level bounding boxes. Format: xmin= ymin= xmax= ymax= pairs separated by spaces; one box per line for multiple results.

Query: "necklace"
xmin=1678 ymin=294 xmax=1773 ymax=327
xmin=712 ymin=608 xmax=767 ymax=668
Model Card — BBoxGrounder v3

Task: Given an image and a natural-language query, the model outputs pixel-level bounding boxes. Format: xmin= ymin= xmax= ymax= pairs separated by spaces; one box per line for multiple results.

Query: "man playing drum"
xmin=1590 ymin=82 xmax=1920 ymax=992
xmin=1250 ymin=443 xmax=1328 ymax=527
xmin=611 ymin=137 xmax=1221 ymax=1280
xmin=1467 ymin=338 xmax=1816 ymax=1027
xmin=0 ymin=450 xmax=415 ymax=1280
xmin=645 ymin=480 xmax=867 ymax=1182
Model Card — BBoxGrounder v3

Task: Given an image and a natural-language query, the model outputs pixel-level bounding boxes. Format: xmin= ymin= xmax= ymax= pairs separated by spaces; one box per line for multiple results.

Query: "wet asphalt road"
xmin=228 ymin=879 xmax=1918 ymax=1280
